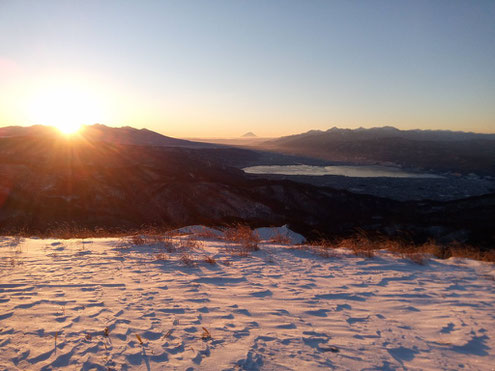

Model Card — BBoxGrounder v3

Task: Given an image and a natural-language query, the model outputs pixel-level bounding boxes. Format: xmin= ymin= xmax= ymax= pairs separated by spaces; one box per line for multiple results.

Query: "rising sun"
xmin=26 ymin=81 xmax=106 ymax=135
xmin=56 ymin=122 xmax=82 ymax=135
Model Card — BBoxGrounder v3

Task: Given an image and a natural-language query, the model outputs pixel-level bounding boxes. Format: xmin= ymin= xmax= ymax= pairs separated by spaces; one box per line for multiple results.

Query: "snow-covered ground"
xmin=0 ymin=230 xmax=494 ymax=370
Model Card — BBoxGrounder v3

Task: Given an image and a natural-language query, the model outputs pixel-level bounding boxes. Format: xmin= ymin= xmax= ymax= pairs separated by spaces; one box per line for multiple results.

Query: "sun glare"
xmin=26 ymin=81 xmax=106 ymax=135
xmin=57 ymin=122 xmax=82 ymax=135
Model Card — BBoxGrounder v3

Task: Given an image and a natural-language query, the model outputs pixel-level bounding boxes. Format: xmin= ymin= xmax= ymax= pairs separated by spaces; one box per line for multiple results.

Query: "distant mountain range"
xmin=270 ymin=126 xmax=495 ymax=142
xmin=0 ymin=124 xmax=494 ymax=246
xmin=2 ymin=125 xmax=494 ymax=175
xmin=262 ymin=126 xmax=495 ymax=175
xmin=0 ymin=124 xmax=217 ymax=149
xmin=242 ymin=132 xmax=257 ymax=138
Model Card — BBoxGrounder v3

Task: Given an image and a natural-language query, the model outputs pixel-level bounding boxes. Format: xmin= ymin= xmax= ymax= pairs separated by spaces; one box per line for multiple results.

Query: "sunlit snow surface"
xmin=0 ymin=232 xmax=493 ymax=370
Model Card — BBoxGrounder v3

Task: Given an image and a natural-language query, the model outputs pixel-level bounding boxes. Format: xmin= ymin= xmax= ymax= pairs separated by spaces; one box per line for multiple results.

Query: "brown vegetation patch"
xmin=223 ymin=224 xmax=260 ymax=254
xmin=178 ymin=237 xmax=203 ymax=251
xmin=308 ymin=234 xmax=495 ymax=264
xmin=338 ymin=234 xmax=377 ymax=258
xmin=203 ymin=255 xmax=217 ymax=265
xmin=155 ymin=253 xmax=168 ymax=261
xmin=179 ymin=253 xmax=195 ymax=266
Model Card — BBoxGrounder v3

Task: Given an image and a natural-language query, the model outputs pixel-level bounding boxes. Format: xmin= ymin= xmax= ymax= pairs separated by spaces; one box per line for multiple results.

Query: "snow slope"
xmin=0 ymin=232 xmax=494 ymax=370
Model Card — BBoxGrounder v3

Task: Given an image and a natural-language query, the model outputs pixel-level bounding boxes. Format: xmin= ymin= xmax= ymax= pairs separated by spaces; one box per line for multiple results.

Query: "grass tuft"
xmin=203 ymin=255 xmax=217 ymax=265
xmin=155 ymin=253 xmax=168 ymax=262
xmin=130 ymin=235 xmax=147 ymax=246
xmin=179 ymin=253 xmax=195 ymax=266
xmin=178 ymin=237 xmax=203 ymax=251
xmin=405 ymin=252 xmax=427 ymax=265
xmin=224 ymin=224 xmax=260 ymax=256
xmin=270 ymin=232 xmax=292 ymax=245
xmin=309 ymin=240 xmax=338 ymax=258
xmin=338 ymin=234 xmax=377 ymax=258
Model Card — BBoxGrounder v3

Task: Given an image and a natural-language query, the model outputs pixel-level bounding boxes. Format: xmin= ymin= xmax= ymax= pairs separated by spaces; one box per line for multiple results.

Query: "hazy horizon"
xmin=2 ymin=122 xmax=495 ymax=140
xmin=1 ymin=1 xmax=494 ymax=137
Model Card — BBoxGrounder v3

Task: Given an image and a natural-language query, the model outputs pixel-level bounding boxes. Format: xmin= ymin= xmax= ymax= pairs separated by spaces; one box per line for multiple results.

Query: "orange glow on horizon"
xmin=55 ymin=123 xmax=82 ymax=135
xmin=24 ymin=78 xmax=107 ymax=134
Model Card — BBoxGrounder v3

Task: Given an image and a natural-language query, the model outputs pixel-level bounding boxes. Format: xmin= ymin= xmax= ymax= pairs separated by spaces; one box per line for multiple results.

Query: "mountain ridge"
xmin=0 ymin=124 xmax=219 ymax=149
xmin=269 ymin=126 xmax=495 ymax=143
xmin=261 ymin=126 xmax=495 ymax=175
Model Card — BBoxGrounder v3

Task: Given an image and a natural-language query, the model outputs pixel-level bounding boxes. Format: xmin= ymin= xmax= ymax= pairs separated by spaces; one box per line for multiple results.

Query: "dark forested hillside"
xmin=263 ymin=127 xmax=495 ymax=175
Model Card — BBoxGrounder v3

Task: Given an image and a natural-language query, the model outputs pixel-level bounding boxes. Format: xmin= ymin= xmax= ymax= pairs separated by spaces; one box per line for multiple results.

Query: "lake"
xmin=243 ymin=164 xmax=443 ymax=178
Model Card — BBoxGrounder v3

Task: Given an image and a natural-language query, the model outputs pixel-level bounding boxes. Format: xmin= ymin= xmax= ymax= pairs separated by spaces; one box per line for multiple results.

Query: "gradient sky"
xmin=1 ymin=0 xmax=494 ymax=137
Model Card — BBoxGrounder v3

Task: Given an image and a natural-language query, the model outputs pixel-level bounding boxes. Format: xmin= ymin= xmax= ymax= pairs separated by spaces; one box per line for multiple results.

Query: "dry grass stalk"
xmin=179 ymin=253 xmax=195 ymax=266
xmin=338 ymin=235 xmax=377 ymax=258
xmin=404 ymin=252 xmax=427 ymax=265
xmin=9 ymin=257 xmax=23 ymax=267
xmin=130 ymin=235 xmax=147 ymax=246
xmin=270 ymin=232 xmax=291 ymax=245
xmin=309 ymin=240 xmax=338 ymax=258
xmin=195 ymin=227 xmax=220 ymax=240
xmin=327 ymin=235 xmax=495 ymax=264
xmin=224 ymin=224 xmax=260 ymax=244
xmin=0 ymin=224 xmax=176 ymax=240
xmin=380 ymin=239 xmax=428 ymax=264
xmin=317 ymin=248 xmax=337 ymax=259
xmin=227 ymin=246 xmax=251 ymax=257
xmin=224 ymin=224 xmax=260 ymax=255
xmin=481 ymin=250 xmax=495 ymax=263
xmin=201 ymin=327 xmax=212 ymax=341
xmin=178 ymin=237 xmax=202 ymax=251
xmin=157 ymin=234 xmax=177 ymax=253
xmin=155 ymin=253 xmax=168 ymax=261
xmin=203 ymin=255 xmax=216 ymax=265
xmin=149 ymin=234 xmax=175 ymax=250
xmin=162 ymin=329 xmax=173 ymax=339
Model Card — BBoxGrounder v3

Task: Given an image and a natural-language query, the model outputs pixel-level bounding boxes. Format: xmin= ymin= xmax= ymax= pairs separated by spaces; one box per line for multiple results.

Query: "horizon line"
xmin=1 ymin=123 xmax=495 ymax=138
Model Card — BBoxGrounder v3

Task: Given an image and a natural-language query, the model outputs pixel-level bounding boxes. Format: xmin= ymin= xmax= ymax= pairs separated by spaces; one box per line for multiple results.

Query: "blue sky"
xmin=0 ymin=0 xmax=494 ymax=137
